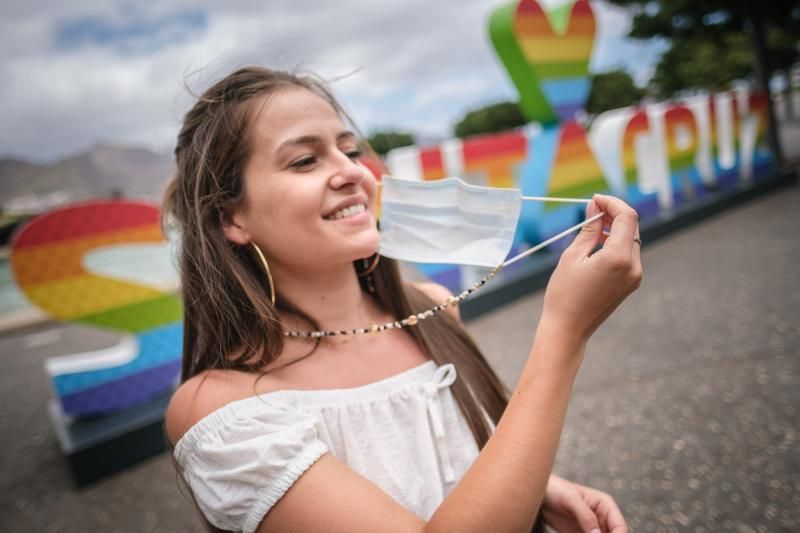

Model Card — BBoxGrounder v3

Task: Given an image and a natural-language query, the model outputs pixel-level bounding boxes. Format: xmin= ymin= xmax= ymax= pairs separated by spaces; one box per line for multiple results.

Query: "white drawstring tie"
xmin=423 ymin=363 xmax=458 ymax=483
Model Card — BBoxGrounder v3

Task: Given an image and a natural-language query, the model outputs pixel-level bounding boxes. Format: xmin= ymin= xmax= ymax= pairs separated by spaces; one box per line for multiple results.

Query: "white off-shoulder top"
xmin=174 ymin=361 xmax=481 ymax=532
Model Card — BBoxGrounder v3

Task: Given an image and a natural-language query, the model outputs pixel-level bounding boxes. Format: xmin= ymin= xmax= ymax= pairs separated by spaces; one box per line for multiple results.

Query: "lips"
xmin=322 ymin=195 xmax=369 ymax=220
xmin=325 ymin=203 xmax=367 ymax=220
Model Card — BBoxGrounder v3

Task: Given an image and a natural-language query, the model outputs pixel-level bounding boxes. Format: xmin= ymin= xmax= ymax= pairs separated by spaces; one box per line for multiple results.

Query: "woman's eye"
xmin=345 ymin=149 xmax=362 ymax=160
xmin=289 ymin=156 xmax=317 ymax=169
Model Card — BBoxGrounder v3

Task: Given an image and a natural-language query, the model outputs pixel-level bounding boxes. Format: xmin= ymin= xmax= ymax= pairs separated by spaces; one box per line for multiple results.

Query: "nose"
xmin=329 ymin=150 xmax=367 ymax=190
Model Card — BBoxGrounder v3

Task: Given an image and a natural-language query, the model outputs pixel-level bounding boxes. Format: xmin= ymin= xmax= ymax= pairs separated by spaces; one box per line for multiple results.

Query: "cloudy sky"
xmin=1 ymin=0 xmax=667 ymax=163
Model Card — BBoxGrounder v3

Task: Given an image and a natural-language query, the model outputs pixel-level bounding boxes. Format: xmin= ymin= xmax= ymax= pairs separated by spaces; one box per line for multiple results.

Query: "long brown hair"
xmin=163 ymin=66 xmax=543 ymax=532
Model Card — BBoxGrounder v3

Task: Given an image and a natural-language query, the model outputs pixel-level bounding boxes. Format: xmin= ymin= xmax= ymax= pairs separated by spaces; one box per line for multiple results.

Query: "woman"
xmin=164 ymin=66 xmax=641 ymax=533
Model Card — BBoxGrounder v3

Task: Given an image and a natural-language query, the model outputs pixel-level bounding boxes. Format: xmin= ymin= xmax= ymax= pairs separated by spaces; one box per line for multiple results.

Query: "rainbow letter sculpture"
xmin=10 ymin=201 xmax=182 ymax=416
xmin=385 ymin=0 xmax=774 ymax=291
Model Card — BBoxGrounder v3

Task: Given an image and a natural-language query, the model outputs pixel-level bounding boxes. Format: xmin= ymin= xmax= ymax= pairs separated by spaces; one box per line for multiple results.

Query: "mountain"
xmin=0 ymin=144 xmax=175 ymax=211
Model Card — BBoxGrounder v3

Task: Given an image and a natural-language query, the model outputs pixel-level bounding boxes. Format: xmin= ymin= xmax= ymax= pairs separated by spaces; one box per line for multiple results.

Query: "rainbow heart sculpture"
xmin=490 ymin=0 xmax=597 ymax=124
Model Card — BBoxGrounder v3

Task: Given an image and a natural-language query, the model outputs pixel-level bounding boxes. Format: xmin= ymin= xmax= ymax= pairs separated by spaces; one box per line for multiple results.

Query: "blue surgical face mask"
xmin=378 ymin=176 xmax=521 ymax=268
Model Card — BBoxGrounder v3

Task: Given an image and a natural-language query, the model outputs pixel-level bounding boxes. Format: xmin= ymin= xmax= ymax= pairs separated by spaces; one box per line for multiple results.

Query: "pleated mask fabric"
xmin=378 ymin=176 xmax=522 ymax=268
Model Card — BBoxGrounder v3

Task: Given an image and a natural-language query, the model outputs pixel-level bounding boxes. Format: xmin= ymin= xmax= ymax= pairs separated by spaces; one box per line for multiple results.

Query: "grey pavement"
xmin=1 ymin=181 xmax=799 ymax=532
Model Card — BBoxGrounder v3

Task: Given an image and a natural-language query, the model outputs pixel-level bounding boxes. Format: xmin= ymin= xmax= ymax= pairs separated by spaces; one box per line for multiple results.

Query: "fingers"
xmin=583 ymin=486 xmax=629 ymax=533
xmin=599 ymin=497 xmax=628 ymax=533
xmin=601 ymin=503 xmax=629 ymax=533
xmin=592 ymin=194 xmax=638 ymax=255
xmin=568 ymin=199 xmax=604 ymax=258
xmin=631 ymin=230 xmax=642 ymax=283
xmin=592 ymin=195 xmax=643 ymax=292
xmin=560 ymin=490 xmax=602 ymax=533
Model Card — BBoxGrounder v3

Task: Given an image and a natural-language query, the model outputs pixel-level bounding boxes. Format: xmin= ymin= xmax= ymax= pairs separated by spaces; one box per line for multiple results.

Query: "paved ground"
xmin=1 ymin=179 xmax=798 ymax=532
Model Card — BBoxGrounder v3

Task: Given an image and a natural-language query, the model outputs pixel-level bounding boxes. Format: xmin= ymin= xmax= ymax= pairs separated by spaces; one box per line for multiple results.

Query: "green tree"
xmin=586 ymin=69 xmax=646 ymax=114
xmin=605 ymin=0 xmax=799 ymax=162
xmin=367 ymin=131 xmax=415 ymax=156
xmin=650 ymin=28 xmax=797 ymax=98
xmin=605 ymin=0 xmax=800 ymax=96
xmin=453 ymin=101 xmax=527 ymax=138
xmin=452 ymin=71 xmax=644 ymax=136
xmin=649 ymin=33 xmax=751 ymax=97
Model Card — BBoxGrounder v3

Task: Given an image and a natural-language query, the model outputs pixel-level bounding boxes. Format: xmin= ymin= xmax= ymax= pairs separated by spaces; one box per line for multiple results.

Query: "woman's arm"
xmin=416 ymin=269 xmax=629 ymax=532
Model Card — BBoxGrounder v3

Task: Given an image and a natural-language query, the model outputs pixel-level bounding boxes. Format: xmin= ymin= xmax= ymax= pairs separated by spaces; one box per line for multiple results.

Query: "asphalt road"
xmin=1 ymin=180 xmax=798 ymax=532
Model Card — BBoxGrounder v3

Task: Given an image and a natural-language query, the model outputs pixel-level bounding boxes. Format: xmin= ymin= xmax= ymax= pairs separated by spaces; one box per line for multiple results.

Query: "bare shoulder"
xmin=413 ymin=281 xmax=460 ymax=320
xmin=165 ymin=369 xmax=263 ymax=445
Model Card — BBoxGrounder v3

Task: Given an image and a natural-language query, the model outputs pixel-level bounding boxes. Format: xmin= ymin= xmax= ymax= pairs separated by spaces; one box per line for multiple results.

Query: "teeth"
xmin=328 ymin=204 xmax=366 ymax=220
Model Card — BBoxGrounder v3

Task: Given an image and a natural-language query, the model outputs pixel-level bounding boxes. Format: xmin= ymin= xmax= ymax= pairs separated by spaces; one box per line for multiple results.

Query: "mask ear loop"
xmin=376 ymin=179 xmax=593 ymax=205
xmin=500 ymin=209 xmax=604 ymax=268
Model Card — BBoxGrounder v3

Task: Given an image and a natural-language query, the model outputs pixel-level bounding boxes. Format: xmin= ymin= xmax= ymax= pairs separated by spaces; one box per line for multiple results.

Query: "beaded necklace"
xmin=284 ymin=266 xmax=499 ymax=339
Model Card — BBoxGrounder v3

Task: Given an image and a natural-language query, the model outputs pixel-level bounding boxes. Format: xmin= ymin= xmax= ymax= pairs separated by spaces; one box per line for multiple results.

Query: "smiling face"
xmin=223 ymin=87 xmax=379 ymax=275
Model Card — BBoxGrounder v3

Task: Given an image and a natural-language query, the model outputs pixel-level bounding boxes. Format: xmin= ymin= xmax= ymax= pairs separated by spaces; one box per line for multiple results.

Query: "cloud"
xmin=0 ymin=0 xmax=658 ymax=162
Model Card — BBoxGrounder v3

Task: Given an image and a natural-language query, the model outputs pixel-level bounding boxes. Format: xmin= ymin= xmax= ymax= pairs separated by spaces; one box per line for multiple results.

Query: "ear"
xmin=222 ymin=210 xmax=251 ymax=245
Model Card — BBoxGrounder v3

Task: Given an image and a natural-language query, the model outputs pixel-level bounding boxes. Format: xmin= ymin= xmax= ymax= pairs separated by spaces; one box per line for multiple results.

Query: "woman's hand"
xmin=541 ymin=475 xmax=629 ymax=533
xmin=541 ymin=194 xmax=643 ymax=343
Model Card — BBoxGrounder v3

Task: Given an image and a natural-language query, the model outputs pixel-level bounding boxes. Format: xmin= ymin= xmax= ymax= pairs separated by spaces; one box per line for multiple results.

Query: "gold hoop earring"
xmin=358 ymin=254 xmax=380 ymax=277
xmin=250 ymin=242 xmax=276 ymax=306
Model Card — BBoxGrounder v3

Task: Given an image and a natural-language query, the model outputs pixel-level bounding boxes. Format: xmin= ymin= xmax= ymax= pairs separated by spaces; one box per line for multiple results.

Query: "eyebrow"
xmin=276 ymin=130 xmax=357 ymax=152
